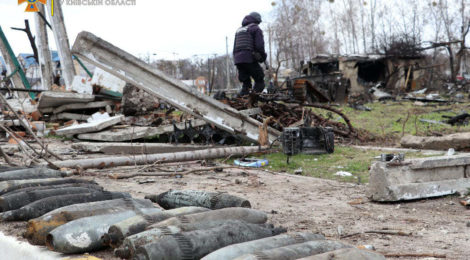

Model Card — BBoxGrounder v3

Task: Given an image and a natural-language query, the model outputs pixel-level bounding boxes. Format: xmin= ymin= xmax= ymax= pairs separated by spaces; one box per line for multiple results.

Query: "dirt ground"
xmin=0 ymin=141 xmax=469 ymax=260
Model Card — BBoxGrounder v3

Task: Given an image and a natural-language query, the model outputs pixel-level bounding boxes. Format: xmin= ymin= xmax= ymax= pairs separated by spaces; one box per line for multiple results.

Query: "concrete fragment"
xmin=77 ymin=119 xmax=206 ymax=142
xmin=72 ymin=142 xmax=213 ymax=155
xmin=53 ymin=101 xmax=114 ymax=114
xmin=50 ymin=112 xmax=90 ymax=121
xmin=297 ymin=248 xmax=386 ymax=260
xmin=121 ymin=84 xmax=159 ymax=116
xmin=91 ymin=67 xmax=126 ymax=95
xmin=72 ymin=31 xmax=280 ymax=143
xmin=55 ymin=115 xmax=123 ymax=136
xmin=38 ymin=91 xmax=94 ymax=109
xmin=401 ymin=133 xmax=470 ymax=151
xmin=368 ymin=154 xmax=470 ymax=201
xmin=71 ymin=76 xmax=93 ymax=94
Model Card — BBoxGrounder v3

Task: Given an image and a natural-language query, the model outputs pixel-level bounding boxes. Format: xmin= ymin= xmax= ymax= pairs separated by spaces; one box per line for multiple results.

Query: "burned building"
xmin=303 ymin=54 xmax=426 ymax=95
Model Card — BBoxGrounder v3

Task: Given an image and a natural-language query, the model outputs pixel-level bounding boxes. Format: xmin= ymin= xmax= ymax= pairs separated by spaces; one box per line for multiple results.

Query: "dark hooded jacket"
xmin=233 ymin=15 xmax=267 ymax=64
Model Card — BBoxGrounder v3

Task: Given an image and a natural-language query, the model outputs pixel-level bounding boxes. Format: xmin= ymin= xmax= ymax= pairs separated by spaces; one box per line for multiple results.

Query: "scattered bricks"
xmin=368 ymin=154 xmax=470 ymax=202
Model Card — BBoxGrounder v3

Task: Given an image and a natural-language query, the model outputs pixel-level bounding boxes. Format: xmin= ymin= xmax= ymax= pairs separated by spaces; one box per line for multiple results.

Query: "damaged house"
xmin=303 ymin=54 xmax=426 ymax=95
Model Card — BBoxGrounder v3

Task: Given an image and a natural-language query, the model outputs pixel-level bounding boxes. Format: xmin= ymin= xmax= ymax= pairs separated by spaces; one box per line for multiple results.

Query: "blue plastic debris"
xmin=234 ymin=158 xmax=268 ymax=168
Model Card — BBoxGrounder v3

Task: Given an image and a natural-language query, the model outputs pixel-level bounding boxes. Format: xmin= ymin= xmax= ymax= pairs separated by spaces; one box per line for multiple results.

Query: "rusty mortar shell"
xmin=1 ymin=191 xmax=131 ymax=221
xmin=202 ymin=232 xmax=326 ymax=260
xmin=46 ymin=208 xmax=161 ymax=254
xmin=233 ymin=240 xmax=352 ymax=260
xmin=0 ymin=186 xmax=103 ymax=212
xmin=146 ymin=190 xmax=251 ymax=209
xmin=105 ymin=206 xmax=209 ymax=248
xmin=0 ymin=168 xmax=71 ymax=182
xmin=25 ymin=198 xmax=155 ymax=245
xmin=133 ymin=220 xmax=281 ymax=260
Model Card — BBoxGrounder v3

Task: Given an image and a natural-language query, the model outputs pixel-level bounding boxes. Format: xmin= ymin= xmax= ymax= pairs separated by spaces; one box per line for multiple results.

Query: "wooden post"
xmin=35 ymin=4 xmax=54 ymax=90
xmin=47 ymin=0 xmax=76 ymax=89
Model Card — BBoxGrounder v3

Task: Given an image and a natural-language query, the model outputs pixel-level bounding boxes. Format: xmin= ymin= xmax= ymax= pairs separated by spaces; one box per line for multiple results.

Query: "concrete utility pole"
xmin=225 ymin=36 xmax=231 ymax=90
xmin=35 ymin=4 xmax=53 ymax=90
xmin=47 ymin=0 xmax=76 ymax=89
xmin=0 ymin=27 xmax=28 ymax=99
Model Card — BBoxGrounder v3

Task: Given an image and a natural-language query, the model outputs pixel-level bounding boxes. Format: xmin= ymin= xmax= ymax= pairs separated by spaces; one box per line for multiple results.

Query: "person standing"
xmin=233 ymin=12 xmax=267 ymax=96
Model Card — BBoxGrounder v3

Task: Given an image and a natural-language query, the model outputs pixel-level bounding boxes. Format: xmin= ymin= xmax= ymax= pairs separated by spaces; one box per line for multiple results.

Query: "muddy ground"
xmin=0 ymin=142 xmax=468 ymax=260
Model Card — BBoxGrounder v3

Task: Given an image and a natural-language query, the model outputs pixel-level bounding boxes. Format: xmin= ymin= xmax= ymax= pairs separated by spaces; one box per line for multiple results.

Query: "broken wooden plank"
xmin=72 ymin=31 xmax=280 ymax=143
xmin=38 ymin=91 xmax=94 ymax=109
xmin=77 ymin=119 xmax=206 ymax=142
xmin=53 ymin=101 xmax=114 ymax=114
xmin=55 ymin=115 xmax=123 ymax=136
xmin=72 ymin=142 xmax=214 ymax=155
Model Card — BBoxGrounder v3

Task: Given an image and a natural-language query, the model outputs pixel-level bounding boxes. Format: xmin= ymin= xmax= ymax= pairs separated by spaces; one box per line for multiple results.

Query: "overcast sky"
xmin=0 ymin=0 xmax=274 ymax=60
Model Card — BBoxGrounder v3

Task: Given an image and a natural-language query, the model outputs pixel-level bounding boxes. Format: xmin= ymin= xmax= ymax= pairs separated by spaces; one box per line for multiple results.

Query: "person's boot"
xmin=237 ymin=87 xmax=250 ymax=97
xmin=253 ymin=82 xmax=265 ymax=93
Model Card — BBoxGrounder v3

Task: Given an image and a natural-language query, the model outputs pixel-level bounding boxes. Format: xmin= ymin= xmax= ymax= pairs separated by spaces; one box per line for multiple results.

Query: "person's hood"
xmin=242 ymin=15 xmax=260 ymax=26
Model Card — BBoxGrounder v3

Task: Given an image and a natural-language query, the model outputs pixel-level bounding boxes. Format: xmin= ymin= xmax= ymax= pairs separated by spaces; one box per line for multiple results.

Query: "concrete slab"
xmin=53 ymin=101 xmax=114 ymax=114
xmin=72 ymin=142 xmax=214 ymax=155
xmin=77 ymin=119 xmax=206 ymax=142
xmin=368 ymin=154 xmax=470 ymax=202
xmin=55 ymin=115 xmax=123 ymax=136
xmin=38 ymin=91 xmax=94 ymax=109
xmin=401 ymin=133 xmax=470 ymax=151
xmin=72 ymin=31 xmax=280 ymax=143
xmin=50 ymin=112 xmax=90 ymax=121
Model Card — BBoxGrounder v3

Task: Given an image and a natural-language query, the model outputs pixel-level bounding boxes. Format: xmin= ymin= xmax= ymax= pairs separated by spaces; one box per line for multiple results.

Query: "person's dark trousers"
xmin=236 ymin=62 xmax=265 ymax=94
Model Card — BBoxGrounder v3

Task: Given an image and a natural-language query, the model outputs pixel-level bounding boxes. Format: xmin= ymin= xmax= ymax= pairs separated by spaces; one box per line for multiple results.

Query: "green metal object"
xmin=0 ymin=26 xmax=34 ymax=99
xmin=73 ymin=55 xmax=92 ymax=78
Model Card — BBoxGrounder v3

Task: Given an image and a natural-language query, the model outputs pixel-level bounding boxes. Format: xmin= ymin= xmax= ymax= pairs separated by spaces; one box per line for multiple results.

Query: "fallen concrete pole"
xmin=297 ymin=248 xmax=386 ymax=260
xmin=72 ymin=142 xmax=214 ymax=155
xmin=401 ymin=133 xmax=470 ymax=150
xmin=49 ymin=146 xmax=265 ymax=170
xmin=146 ymin=190 xmax=251 ymax=209
xmin=368 ymin=154 xmax=470 ymax=201
xmin=25 ymin=198 xmax=154 ymax=245
xmin=202 ymin=232 xmax=326 ymax=260
xmin=72 ymin=31 xmax=280 ymax=143
xmin=234 ymin=240 xmax=352 ymax=260
xmin=133 ymin=220 xmax=281 ymax=260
